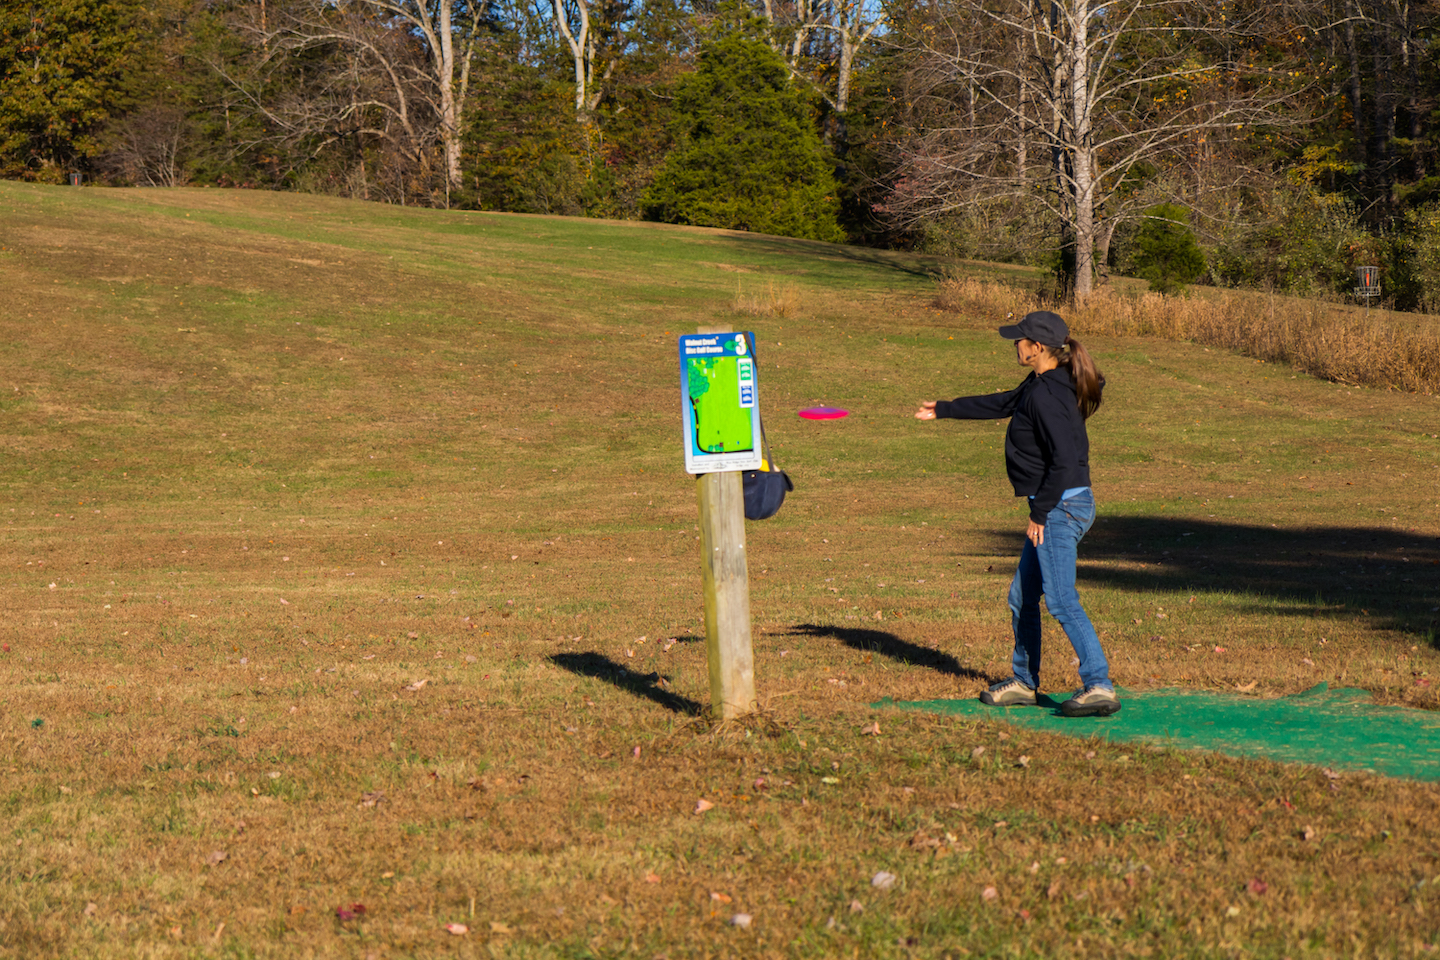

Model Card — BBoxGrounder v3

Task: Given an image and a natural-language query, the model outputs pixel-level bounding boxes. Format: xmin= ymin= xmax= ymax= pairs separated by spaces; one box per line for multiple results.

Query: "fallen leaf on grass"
xmin=1301 ymin=658 xmax=1315 ymax=666
xmin=403 ymin=679 xmax=428 ymax=691
xmin=694 ymin=799 xmax=714 ymax=814
xmin=1235 ymin=681 xmax=1258 ymax=692
xmin=981 ymin=886 xmax=999 ymax=901
xmin=1322 ymin=768 xmax=1342 ymax=780
xmin=872 ymin=871 xmax=897 ymax=890
xmin=444 ymin=923 xmax=468 ymax=935
xmin=1046 ymin=881 xmax=1062 ymax=900
xmin=335 ymin=903 xmax=366 ymax=921
xmin=970 ymin=747 xmax=985 ymax=759
xmin=731 ymin=913 xmax=752 ymax=928
xmin=1016 ymin=756 xmax=1031 ymax=769
xmin=1247 ymin=878 xmax=1269 ymax=895
xmin=205 ymin=851 xmax=227 ymax=866
xmin=359 ymin=791 xmax=385 ymax=808
xmin=644 ymin=873 xmax=661 ymax=884
xmin=711 ymin=892 xmax=732 ymax=903
xmin=489 ymin=921 xmax=513 ymax=934
xmin=83 ymin=902 xmax=98 ymax=917
xmin=860 ymin=721 xmax=881 ymax=736
xmin=1213 ymin=646 xmax=1227 ymax=654
xmin=1301 ymin=826 xmax=1317 ymax=841
xmin=849 ymin=899 xmax=865 ymax=913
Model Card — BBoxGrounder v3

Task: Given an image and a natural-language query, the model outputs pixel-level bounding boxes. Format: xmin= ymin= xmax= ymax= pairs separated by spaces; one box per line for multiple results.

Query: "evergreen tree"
xmin=1132 ymin=203 xmax=1206 ymax=296
xmin=0 ymin=0 xmax=141 ymax=180
xmin=641 ymin=12 xmax=845 ymax=243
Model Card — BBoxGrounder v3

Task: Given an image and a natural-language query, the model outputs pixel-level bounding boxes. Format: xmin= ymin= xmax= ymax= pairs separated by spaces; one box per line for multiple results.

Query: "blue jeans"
xmin=1007 ymin=490 xmax=1112 ymax=691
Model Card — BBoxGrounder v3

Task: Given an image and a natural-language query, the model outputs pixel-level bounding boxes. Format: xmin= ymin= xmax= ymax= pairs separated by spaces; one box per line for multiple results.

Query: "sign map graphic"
xmin=678 ymin=332 xmax=763 ymax=474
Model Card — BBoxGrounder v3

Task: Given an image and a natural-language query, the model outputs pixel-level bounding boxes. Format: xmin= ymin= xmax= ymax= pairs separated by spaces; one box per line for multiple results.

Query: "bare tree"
xmin=359 ymin=0 xmax=487 ymax=189
xmin=102 ymin=105 xmax=191 ymax=187
xmin=216 ymin=0 xmax=488 ymax=198
xmin=760 ymin=0 xmax=885 ymax=121
xmin=205 ymin=1 xmax=435 ymax=199
xmin=885 ymin=0 xmax=1314 ymax=301
xmin=548 ymin=0 xmax=642 ymax=116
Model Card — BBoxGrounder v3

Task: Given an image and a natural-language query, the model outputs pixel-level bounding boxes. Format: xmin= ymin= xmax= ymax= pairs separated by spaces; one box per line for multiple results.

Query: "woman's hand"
xmin=1027 ymin=519 xmax=1045 ymax=546
xmin=914 ymin=401 xmax=938 ymax=421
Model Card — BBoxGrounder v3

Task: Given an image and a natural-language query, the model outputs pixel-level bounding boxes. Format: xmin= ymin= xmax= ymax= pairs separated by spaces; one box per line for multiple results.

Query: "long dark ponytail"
xmin=1049 ymin=336 xmax=1104 ymax=419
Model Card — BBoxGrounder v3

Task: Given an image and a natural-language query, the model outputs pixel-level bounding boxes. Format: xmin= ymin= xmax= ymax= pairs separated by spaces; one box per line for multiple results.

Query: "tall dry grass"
xmin=733 ymin=279 xmax=802 ymax=319
xmin=937 ymin=277 xmax=1440 ymax=394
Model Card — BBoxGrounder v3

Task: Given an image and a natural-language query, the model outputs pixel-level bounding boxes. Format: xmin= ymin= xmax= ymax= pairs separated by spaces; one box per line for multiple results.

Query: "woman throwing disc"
xmin=915 ymin=310 xmax=1118 ymax=717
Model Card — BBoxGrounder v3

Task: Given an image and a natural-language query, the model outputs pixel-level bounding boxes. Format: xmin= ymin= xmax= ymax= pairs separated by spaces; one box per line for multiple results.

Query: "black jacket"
xmin=934 ymin=366 xmax=1094 ymax=524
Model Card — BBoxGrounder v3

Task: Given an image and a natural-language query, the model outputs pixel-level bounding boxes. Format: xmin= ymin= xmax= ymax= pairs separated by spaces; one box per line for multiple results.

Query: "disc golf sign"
xmin=679 ymin=332 xmax=762 ymax=474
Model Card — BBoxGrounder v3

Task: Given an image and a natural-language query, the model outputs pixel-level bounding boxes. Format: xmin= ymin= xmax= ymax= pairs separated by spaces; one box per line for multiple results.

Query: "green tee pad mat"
xmin=875 ymin=683 xmax=1440 ymax=781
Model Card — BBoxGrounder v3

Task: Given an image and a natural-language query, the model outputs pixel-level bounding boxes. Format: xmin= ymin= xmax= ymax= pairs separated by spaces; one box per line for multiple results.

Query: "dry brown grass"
xmin=938 ymin=276 xmax=1440 ymax=394
xmin=734 ymin=279 xmax=803 ymax=319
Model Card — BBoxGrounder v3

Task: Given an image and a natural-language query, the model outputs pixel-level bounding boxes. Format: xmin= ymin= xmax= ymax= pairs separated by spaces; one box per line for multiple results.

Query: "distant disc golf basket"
xmin=69 ymin=173 xmax=83 ymax=187
xmin=1354 ymin=266 xmax=1380 ymax=306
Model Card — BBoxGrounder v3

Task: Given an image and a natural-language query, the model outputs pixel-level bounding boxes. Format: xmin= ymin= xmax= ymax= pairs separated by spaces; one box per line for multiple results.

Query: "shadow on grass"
xmin=785 ymin=624 xmax=995 ymax=682
xmin=549 ymin=652 xmax=703 ymax=716
xmin=718 ymin=233 xmax=951 ymax=286
xmin=972 ymin=517 xmax=1440 ymax=639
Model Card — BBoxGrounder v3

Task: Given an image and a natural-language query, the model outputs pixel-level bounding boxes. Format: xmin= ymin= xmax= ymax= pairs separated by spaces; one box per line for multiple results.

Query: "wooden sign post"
xmin=693 ymin=325 xmax=756 ymax=719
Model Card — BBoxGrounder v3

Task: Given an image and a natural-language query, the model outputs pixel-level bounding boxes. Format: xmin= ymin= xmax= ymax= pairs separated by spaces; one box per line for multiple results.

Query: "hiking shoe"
xmin=980 ymin=679 xmax=1037 ymax=707
xmin=1060 ymin=685 xmax=1121 ymax=718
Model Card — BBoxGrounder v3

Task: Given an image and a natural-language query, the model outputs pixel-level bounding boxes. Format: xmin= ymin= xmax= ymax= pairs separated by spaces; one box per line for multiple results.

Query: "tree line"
xmin=1 ymin=0 xmax=1437 ymax=306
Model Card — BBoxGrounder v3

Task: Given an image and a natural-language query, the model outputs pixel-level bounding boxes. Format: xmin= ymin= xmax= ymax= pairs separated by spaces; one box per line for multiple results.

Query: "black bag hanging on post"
xmin=742 ymin=419 xmax=792 ymax=520
xmin=740 ymin=332 xmax=793 ymax=520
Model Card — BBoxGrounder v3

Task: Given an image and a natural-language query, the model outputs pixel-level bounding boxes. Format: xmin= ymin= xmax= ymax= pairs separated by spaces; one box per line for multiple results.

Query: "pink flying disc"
xmin=799 ymin=406 xmax=849 ymax=420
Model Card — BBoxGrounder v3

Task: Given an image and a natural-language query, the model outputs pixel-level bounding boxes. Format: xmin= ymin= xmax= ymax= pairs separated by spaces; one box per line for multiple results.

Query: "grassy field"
xmin=2 ymin=181 xmax=1440 ymax=959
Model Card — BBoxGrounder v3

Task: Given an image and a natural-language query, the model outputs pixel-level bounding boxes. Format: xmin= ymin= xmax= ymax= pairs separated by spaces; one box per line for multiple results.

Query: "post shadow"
xmin=549 ymin=652 xmax=703 ymax=716
xmin=783 ymin=624 xmax=995 ymax=682
xmin=970 ymin=517 xmax=1440 ymax=639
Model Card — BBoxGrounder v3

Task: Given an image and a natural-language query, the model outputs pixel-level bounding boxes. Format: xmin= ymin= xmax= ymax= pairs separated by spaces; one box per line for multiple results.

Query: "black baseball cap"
xmin=998 ymin=310 xmax=1069 ymax=348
